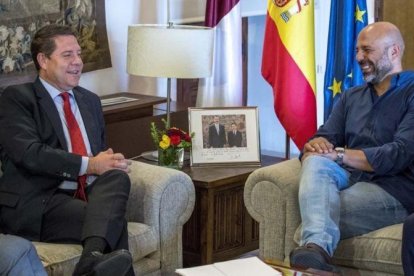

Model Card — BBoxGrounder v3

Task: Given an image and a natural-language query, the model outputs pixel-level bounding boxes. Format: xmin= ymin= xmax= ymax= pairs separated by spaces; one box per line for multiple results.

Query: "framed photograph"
xmin=189 ymin=107 xmax=261 ymax=166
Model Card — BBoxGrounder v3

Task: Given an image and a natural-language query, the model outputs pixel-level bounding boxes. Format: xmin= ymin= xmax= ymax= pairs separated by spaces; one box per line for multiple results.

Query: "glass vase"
xmin=158 ymin=147 xmax=184 ymax=169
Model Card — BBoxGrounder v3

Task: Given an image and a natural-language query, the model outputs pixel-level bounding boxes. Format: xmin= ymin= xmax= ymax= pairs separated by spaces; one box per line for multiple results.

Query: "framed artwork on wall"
xmin=0 ymin=0 xmax=111 ymax=93
xmin=189 ymin=107 xmax=261 ymax=167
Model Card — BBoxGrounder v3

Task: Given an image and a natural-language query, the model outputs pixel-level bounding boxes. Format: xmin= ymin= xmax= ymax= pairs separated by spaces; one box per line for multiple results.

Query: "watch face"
xmin=335 ymin=147 xmax=344 ymax=153
xmin=335 ymin=148 xmax=344 ymax=165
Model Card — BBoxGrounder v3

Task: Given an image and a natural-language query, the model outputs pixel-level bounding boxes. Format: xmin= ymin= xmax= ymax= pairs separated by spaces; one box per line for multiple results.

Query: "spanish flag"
xmin=261 ymin=0 xmax=316 ymax=150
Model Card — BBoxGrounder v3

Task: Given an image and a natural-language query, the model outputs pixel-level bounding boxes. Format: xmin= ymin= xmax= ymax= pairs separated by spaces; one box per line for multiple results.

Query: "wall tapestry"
xmin=0 ymin=0 xmax=111 ymax=93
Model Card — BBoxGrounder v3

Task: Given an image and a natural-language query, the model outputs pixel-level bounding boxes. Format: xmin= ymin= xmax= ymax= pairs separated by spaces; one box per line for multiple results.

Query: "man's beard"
xmin=362 ymin=54 xmax=393 ymax=85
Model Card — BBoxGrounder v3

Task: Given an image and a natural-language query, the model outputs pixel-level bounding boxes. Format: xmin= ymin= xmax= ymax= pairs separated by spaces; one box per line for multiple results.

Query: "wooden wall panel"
xmin=376 ymin=0 xmax=414 ymax=70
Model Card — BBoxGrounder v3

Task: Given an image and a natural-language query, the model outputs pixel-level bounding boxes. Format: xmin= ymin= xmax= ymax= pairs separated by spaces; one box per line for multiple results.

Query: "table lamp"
xmin=127 ymin=23 xmax=214 ymax=128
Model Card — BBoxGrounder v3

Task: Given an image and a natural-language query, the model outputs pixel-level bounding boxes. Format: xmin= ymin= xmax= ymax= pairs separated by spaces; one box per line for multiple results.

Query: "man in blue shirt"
xmin=289 ymin=22 xmax=414 ymax=272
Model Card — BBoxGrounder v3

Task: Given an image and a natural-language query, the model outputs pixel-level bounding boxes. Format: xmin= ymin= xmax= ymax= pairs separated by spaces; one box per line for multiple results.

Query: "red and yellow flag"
xmin=261 ymin=0 xmax=316 ymax=150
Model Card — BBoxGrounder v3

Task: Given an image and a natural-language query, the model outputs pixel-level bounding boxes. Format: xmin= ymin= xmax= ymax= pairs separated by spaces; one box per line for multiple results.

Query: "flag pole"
xmin=285 ymin=132 xmax=290 ymax=160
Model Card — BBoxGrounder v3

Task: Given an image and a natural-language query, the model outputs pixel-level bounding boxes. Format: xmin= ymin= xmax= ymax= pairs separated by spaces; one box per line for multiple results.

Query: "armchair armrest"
xmin=244 ymin=158 xmax=301 ymax=262
xmin=126 ymin=160 xmax=195 ymax=272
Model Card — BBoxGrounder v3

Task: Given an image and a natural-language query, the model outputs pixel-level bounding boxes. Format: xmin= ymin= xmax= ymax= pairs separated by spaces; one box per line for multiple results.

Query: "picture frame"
xmin=0 ymin=0 xmax=111 ymax=93
xmin=189 ymin=107 xmax=261 ymax=167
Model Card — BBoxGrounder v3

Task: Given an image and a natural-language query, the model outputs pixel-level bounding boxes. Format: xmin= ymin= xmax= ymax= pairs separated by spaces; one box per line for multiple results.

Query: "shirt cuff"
xmin=80 ymin=156 xmax=89 ymax=176
xmin=362 ymin=148 xmax=378 ymax=171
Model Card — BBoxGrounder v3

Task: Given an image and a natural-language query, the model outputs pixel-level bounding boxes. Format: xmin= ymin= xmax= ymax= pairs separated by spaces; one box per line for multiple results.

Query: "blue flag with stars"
xmin=323 ymin=0 xmax=368 ymax=122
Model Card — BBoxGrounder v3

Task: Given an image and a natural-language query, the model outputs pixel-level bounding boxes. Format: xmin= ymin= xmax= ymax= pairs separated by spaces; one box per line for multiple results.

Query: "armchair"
xmin=29 ymin=160 xmax=195 ymax=275
xmin=244 ymin=158 xmax=403 ymax=275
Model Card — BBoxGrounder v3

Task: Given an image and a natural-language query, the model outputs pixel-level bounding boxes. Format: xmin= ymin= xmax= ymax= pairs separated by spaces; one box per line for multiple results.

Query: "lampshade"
xmin=127 ymin=24 xmax=214 ymax=79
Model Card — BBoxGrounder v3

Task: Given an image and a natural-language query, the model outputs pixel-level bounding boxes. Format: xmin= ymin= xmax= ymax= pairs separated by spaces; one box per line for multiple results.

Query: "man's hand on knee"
xmin=87 ymin=148 xmax=132 ymax=175
xmin=304 ymin=137 xmax=334 ymax=154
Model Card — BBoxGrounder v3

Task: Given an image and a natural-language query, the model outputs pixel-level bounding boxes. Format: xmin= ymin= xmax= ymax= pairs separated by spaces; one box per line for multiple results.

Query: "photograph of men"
xmin=208 ymin=115 xmax=226 ymax=148
xmin=227 ymin=122 xmax=243 ymax=147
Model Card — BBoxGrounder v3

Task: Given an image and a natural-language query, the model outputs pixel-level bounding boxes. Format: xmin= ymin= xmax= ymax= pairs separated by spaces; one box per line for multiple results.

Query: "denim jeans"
xmin=298 ymin=155 xmax=408 ymax=256
xmin=0 ymin=234 xmax=47 ymax=276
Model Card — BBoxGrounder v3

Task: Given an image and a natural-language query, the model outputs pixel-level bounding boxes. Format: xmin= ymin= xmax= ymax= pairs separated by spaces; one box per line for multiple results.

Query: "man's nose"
xmin=73 ymin=54 xmax=83 ymax=65
xmin=356 ymin=51 xmax=364 ymax=62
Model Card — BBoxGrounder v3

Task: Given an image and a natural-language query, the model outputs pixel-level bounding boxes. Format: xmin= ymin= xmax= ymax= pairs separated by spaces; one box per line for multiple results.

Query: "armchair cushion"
xmin=33 ymin=222 xmax=158 ymax=275
xmin=126 ymin=223 xmax=158 ymax=262
xmin=334 ymin=224 xmax=402 ymax=274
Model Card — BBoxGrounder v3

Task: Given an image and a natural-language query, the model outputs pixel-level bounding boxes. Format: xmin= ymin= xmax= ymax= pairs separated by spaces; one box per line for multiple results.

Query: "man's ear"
xmin=37 ymin=53 xmax=48 ymax=69
xmin=390 ymin=44 xmax=401 ymax=60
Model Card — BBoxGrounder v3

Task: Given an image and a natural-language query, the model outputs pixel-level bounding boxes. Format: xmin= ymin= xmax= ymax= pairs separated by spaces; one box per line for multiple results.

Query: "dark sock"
xmin=73 ymin=237 xmax=108 ymax=275
xmin=83 ymin=236 xmax=108 ymax=255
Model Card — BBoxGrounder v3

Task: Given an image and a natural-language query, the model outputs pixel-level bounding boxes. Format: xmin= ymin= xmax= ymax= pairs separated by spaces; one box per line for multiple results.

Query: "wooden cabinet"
xmin=181 ymin=156 xmax=284 ymax=267
xmin=102 ymin=93 xmax=189 ymax=158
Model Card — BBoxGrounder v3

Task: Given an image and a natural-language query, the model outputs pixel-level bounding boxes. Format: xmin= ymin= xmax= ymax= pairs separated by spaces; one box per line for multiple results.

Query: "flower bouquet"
xmin=150 ymin=119 xmax=194 ymax=169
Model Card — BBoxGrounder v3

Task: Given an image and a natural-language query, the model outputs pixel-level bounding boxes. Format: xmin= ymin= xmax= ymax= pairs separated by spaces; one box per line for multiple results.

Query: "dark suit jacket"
xmin=0 ymin=77 xmax=105 ymax=240
xmin=208 ymin=124 xmax=226 ymax=148
xmin=227 ymin=131 xmax=243 ymax=147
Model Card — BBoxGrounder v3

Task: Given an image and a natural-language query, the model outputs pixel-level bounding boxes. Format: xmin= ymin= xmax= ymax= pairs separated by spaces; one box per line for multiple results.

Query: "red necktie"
xmin=60 ymin=92 xmax=88 ymax=201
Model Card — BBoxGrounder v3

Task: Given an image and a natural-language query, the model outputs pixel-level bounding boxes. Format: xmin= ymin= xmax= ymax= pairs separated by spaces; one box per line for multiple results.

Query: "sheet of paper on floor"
xmin=175 ymin=257 xmax=282 ymax=276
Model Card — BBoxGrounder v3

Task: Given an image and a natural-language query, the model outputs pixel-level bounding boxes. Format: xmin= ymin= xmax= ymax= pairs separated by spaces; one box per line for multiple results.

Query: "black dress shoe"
xmin=289 ymin=243 xmax=340 ymax=273
xmin=73 ymin=249 xmax=133 ymax=276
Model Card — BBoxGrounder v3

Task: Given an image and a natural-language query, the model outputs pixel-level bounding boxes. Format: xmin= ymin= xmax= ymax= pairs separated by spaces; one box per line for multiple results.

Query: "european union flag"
xmin=323 ymin=0 xmax=368 ymax=122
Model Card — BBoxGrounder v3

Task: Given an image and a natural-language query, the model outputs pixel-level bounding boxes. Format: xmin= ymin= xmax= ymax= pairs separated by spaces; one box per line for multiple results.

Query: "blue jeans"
xmin=298 ymin=155 xmax=408 ymax=256
xmin=0 ymin=234 xmax=47 ymax=276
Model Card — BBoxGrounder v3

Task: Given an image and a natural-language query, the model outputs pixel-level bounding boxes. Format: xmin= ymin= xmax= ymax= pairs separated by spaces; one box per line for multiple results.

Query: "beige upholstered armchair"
xmin=244 ymin=158 xmax=403 ymax=275
xmin=1 ymin=161 xmax=195 ymax=275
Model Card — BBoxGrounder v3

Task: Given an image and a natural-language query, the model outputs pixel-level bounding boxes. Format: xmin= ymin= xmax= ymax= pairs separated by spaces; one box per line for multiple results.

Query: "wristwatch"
xmin=335 ymin=147 xmax=345 ymax=165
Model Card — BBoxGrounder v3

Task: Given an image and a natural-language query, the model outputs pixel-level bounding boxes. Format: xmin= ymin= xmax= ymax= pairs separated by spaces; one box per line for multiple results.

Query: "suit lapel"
xmin=73 ymin=88 xmax=100 ymax=155
xmin=34 ymin=79 xmax=68 ymax=150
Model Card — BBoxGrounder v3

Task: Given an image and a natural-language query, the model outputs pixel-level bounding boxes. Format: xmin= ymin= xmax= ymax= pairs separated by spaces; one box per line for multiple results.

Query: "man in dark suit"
xmin=0 ymin=24 xmax=133 ymax=276
xmin=208 ymin=115 xmax=226 ymax=148
xmin=402 ymin=213 xmax=414 ymax=275
xmin=227 ymin=122 xmax=243 ymax=147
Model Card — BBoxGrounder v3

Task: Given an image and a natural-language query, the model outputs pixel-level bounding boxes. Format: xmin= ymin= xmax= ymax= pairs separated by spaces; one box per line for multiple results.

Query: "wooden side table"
xmin=101 ymin=92 xmax=167 ymax=123
xmin=101 ymin=93 xmax=189 ymax=158
xmin=181 ymin=156 xmax=284 ymax=267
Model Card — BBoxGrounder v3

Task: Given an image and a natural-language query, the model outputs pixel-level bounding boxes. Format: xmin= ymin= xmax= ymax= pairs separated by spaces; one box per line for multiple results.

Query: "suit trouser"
xmin=40 ymin=169 xmax=130 ymax=251
xmin=402 ymin=213 xmax=414 ymax=276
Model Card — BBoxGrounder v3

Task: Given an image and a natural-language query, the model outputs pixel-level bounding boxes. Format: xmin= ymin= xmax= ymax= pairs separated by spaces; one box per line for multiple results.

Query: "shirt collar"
xmin=389 ymin=72 xmax=401 ymax=88
xmin=366 ymin=72 xmax=402 ymax=97
xmin=39 ymin=77 xmax=74 ymax=100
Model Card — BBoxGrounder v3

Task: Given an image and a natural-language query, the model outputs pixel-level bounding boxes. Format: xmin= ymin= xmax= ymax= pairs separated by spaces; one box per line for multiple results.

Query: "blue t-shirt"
xmin=314 ymin=71 xmax=414 ymax=212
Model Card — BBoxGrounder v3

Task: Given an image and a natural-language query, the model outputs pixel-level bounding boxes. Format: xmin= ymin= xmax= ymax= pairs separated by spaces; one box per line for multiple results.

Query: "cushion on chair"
xmin=333 ymin=223 xmax=403 ymax=274
xmin=293 ymin=223 xmax=403 ymax=274
xmin=127 ymin=222 xmax=158 ymax=262
xmin=33 ymin=242 xmax=81 ymax=275
xmin=33 ymin=222 xmax=158 ymax=275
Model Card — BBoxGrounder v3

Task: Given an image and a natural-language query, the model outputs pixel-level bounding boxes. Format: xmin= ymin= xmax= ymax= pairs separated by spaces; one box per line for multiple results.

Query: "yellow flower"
xmin=159 ymin=134 xmax=171 ymax=149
